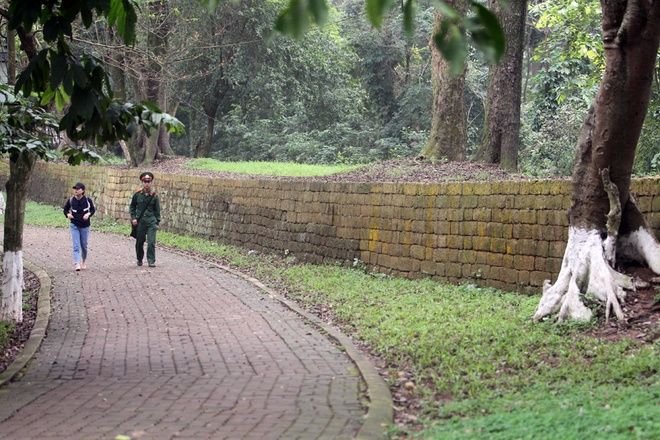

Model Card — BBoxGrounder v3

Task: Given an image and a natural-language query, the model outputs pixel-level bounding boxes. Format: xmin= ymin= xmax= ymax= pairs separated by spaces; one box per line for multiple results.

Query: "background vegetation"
xmin=41 ymin=0 xmax=656 ymax=175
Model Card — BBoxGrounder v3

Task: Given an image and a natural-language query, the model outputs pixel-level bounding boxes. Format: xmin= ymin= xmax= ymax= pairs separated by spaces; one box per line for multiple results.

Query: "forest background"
xmin=5 ymin=0 xmax=655 ymax=176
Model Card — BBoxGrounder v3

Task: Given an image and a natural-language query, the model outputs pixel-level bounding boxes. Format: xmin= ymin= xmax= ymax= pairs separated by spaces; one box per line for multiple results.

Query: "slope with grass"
xmin=12 ymin=200 xmax=659 ymax=439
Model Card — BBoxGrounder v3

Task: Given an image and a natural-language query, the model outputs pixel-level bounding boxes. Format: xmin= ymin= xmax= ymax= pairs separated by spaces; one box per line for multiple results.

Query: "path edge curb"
xmin=0 ymin=260 xmax=51 ymax=387
xmin=182 ymin=252 xmax=393 ymax=440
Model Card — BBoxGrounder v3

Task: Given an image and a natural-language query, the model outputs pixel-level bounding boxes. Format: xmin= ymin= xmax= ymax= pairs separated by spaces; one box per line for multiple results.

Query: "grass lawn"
xmin=185 ymin=158 xmax=363 ymax=176
xmin=16 ymin=201 xmax=660 ymax=439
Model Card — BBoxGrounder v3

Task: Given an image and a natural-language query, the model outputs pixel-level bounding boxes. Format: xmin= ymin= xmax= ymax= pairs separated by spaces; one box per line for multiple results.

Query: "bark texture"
xmin=1 ymin=151 xmax=36 ymax=323
xmin=422 ymin=0 xmax=467 ymax=162
xmin=535 ymin=0 xmax=660 ymax=321
xmin=476 ymin=0 xmax=527 ymax=171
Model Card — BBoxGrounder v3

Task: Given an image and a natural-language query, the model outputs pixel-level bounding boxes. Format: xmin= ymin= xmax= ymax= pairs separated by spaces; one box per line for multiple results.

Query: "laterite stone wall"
xmin=6 ymin=162 xmax=660 ymax=293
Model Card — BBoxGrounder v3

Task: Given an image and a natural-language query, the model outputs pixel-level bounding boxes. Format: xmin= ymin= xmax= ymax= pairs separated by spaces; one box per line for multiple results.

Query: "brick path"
xmin=0 ymin=227 xmax=385 ymax=440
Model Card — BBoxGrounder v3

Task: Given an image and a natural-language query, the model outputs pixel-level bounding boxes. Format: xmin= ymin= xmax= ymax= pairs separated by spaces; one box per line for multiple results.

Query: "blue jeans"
xmin=70 ymin=223 xmax=90 ymax=265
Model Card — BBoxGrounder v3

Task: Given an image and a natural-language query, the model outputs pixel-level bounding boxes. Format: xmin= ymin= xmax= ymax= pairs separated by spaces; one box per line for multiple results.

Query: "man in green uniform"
xmin=129 ymin=172 xmax=161 ymax=267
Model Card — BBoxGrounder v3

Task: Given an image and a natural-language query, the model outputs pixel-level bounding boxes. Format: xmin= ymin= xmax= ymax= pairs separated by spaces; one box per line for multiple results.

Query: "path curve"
xmin=0 ymin=227 xmax=391 ymax=439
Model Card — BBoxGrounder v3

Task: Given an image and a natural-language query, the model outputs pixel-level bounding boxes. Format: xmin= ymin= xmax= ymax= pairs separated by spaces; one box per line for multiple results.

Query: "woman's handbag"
xmin=130 ymin=224 xmax=138 ymax=238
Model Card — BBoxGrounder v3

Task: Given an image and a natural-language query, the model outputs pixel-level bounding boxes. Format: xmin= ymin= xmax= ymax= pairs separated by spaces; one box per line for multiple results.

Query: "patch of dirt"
xmin=589 ymin=266 xmax=660 ymax=342
xmin=0 ymin=270 xmax=40 ymax=375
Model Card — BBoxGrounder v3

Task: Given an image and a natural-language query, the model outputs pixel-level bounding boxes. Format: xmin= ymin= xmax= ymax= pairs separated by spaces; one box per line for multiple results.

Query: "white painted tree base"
xmin=534 ymin=228 xmax=632 ymax=322
xmin=618 ymin=228 xmax=660 ymax=274
xmin=0 ymin=251 xmax=24 ymax=323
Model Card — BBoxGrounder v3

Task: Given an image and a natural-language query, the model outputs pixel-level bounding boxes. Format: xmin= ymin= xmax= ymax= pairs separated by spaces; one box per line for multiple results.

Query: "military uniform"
xmin=129 ymin=189 xmax=161 ymax=266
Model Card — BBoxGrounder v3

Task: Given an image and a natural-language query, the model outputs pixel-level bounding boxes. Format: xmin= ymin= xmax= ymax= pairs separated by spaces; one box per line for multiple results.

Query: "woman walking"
xmin=63 ymin=182 xmax=96 ymax=271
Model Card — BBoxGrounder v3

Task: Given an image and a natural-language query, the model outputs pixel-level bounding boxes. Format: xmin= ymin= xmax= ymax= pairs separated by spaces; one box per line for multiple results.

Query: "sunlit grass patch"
xmin=185 ymin=158 xmax=363 ymax=176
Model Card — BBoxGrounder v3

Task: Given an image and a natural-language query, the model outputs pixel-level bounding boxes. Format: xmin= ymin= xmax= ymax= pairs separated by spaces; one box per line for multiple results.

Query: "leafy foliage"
xmin=0 ymin=84 xmax=103 ymax=166
xmin=522 ymin=0 xmax=659 ymax=177
xmin=0 ymin=85 xmax=58 ymax=162
xmin=8 ymin=0 xmax=182 ymax=147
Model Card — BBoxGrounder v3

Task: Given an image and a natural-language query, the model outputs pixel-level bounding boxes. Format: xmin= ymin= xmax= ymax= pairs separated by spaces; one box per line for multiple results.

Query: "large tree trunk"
xmin=1 ymin=151 xmax=37 ymax=323
xmin=421 ymin=1 xmax=467 ymax=162
xmin=158 ymin=101 xmax=178 ymax=156
xmin=7 ymin=29 xmax=16 ymax=84
xmin=475 ymin=0 xmax=527 ymax=171
xmin=195 ymin=113 xmax=217 ymax=158
xmin=534 ymin=0 xmax=660 ymax=322
xmin=137 ymin=0 xmax=172 ymax=165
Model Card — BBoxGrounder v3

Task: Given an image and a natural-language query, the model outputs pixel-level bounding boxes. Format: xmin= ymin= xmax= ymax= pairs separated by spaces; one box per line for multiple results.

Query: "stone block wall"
xmin=6 ymin=162 xmax=660 ymax=293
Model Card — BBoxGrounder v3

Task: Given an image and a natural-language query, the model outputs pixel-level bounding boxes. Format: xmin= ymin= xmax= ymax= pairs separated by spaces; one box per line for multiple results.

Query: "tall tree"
xmin=475 ymin=0 xmax=527 ymax=170
xmin=0 ymin=0 xmax=182 ymax=322
xmin=534 ymin=0 xmax=660 ymax=321
xmin=421 ymin=0 xmax=468 ymax=161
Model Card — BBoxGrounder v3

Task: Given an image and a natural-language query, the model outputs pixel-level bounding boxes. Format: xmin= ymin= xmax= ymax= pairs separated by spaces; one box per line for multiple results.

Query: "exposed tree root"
xmin=534 ymin=228 xmax=629 ymax=322
xmin=618 ymin=227 xmax=660 ymax=274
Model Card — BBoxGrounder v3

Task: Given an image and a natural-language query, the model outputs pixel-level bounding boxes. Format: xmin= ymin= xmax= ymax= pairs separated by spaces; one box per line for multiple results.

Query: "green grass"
xmin=16 ymin=201 xmax=660 ymax=439
xmin=0 ymin=321 xmax=11 ymax=351
xmin=185 ymin=158 xmax=363 ymax=176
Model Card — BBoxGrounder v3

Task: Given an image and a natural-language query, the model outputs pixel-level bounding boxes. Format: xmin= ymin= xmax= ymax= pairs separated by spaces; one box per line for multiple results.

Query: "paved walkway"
xmin=0 ymin=227 xmax=391 ymax=440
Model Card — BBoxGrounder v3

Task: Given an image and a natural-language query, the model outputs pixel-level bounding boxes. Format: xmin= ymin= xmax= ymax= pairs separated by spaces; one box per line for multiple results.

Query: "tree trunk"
xmin=1 ymin=151 xmax=37 ymax=323
xmin=422 ymin=1 xmax=467 ymax=162
xmin=7 ymin=29 xmax=16 ymax=84
xmin=534 ymin=0 xmax=660 ymax=322
xmin=195 ymin=113 xmax=217 ymax=158
xmin=476 ymin=0 xmax=527 ymax=171
xmin=195 ymin=87 xmax=222 ymax=158
xmin=137 ymin=0 xmax=172 ymax=166
xmin=158 ymin=101 xmax=177 ymax=156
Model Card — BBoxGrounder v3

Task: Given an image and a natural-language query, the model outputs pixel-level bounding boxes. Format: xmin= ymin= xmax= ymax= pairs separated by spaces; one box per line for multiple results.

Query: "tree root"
xmin=534 ymin=228 xmax=629 ymax=322
xmin=618 ymin=227 xmax=660 ymax=274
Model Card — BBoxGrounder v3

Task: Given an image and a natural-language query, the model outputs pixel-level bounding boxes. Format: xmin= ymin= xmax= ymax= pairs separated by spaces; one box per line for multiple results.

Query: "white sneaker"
xmin=75 ymin=263 xmax=81 ymax=271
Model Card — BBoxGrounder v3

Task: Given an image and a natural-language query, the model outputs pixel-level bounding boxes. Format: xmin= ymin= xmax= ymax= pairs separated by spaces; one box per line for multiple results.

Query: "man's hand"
xmin=131 ymin=219 xmax=138 ymax=225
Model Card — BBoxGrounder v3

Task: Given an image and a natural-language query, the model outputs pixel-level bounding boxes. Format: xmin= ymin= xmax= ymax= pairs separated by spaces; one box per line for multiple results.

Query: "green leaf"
xmin=50 ymin=52 xmax=68 ymax=89
xmin=433 ymin=21 xmax=467 ymax=75
xmin=469 ymin=2 xmax=505 ymax=63
xmin=43 ymin=17 xmax=61 ymax=42
xmin=54 ymin=87 xmax=70 ymax=112
xmin=308 ymin=0 xmax=329 ymax=24
xmin=71 ymin=88 xmax=97 ymax=119
xmin=40 ymin=87 xmax=55 ymax=106
xmin=403 ymin=0 xmax=415 ymax=36
xmin=107 ymin=0 xmax=138 ymax=45
xmin=72 ymin=64 xmax=89 ymax=89
xmin=432 ymin=0 xmax=460 ymax=20
xmin=275 ymin=0 xmax=309 ymax=39
xmin=366 ymin=0 xmax=394 ymax=28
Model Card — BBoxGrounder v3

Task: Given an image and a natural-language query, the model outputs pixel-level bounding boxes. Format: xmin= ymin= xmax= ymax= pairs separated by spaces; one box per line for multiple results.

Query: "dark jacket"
xmin=63 ymin=196 xmax=96 ymax=228
xmin=129 ymin=191 xmax=161 ymax=225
